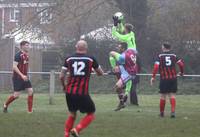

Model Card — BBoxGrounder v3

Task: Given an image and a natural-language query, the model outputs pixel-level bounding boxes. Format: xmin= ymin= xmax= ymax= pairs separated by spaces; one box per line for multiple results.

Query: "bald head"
xmin=75 ymin=40 xmax=88 ymax=54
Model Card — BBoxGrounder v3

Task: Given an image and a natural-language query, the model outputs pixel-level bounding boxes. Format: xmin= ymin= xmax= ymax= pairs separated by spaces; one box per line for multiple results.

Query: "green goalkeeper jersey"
xmin=112 ymin=26 xmax=137 ymax=50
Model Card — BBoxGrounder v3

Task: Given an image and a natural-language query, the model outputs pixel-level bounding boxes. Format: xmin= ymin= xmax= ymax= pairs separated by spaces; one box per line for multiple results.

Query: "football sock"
xmin=65 ymin=115 xmax=75 ymax=137
xmin=160 ymin=98 xmax=166 ymax=113
xmin=170 ymin=97 xmax=176 ymax=113
xmin=116 ymin=88 xmax=124 ymax=102
xmin=28 ymin=95 xmax=33 ymax=112
xmin=5 ymin=95 xmax=17 ymax=107
xmin=109 ymin=56 xmax=116 ymax=69
xmin=123 ymin=94 xmax=128 ymax=103
xmin=76 ymin=113 xmax=95 ymax=133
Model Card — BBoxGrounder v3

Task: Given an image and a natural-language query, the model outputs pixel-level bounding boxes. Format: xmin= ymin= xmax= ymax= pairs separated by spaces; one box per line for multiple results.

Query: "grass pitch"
xmin=0 ymin=94 xmax=200 ymax=137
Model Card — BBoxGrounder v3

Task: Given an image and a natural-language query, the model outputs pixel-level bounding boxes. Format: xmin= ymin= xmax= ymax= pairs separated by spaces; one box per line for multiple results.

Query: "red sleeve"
xmin=152 ymin=63 xmax=159 ymax=79
xmin=177 ymin=59 xmax=184 ymax=74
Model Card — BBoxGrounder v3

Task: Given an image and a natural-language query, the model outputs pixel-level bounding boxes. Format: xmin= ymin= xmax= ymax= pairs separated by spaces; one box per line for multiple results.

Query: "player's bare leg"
xmin=114 ymin=79 xmax=126 ymax=111
xmin=3 ymin=92 xmax=20 ymax=113
xmin=110 ymin=66 xmax=126 ymax=111
xmin=114 ymin=88 xmax=126 ymax=111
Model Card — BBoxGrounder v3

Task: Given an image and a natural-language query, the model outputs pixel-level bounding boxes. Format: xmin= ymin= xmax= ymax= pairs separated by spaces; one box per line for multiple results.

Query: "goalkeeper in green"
xmin=109 ymin=15 xmax=138 ymax=110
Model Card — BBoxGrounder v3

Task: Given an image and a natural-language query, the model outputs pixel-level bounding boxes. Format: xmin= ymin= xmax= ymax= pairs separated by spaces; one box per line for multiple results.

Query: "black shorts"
xmin=13 ymin=77 xmax=32 ymax=91
xmin=65 ymin=93 xmax=95 ymax=113
xmin=159 ymin=79 xmax=177 ymax=93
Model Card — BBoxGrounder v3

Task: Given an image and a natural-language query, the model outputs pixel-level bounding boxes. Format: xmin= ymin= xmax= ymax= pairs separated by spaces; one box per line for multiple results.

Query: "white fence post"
xmin=49 ymin=70 xmax=55 ymax=105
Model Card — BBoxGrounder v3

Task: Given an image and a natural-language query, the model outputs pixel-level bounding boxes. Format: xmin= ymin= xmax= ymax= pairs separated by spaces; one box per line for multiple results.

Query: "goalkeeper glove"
xmin=112 ymin=16 xmax=119 ymax=26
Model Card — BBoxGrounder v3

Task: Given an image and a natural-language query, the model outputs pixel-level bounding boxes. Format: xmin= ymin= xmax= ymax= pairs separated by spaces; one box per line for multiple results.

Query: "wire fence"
xmin=1 ymin=71 xmax=200 ymax=105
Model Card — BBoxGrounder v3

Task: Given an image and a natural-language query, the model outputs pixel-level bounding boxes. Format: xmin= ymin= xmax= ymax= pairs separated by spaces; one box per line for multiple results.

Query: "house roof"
xmin=83 ymin=24 xmax=113 ymax=41
xmin=13 ymin=27 xmax=54 ymax=45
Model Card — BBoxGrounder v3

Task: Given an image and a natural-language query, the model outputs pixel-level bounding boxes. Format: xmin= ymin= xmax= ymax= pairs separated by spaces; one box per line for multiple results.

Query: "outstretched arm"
xmin=112 ymin=26 xmax=129 ymax=42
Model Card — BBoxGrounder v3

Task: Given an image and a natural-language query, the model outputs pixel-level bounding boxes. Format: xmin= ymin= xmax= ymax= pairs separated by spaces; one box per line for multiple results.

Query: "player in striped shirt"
xmin=3 ymin=41 xmax=34 ymax=113
xmin=59 ymin=40 xmax=104 ymax=137
xmin=151 ymin=43 xmax=184 ymax=118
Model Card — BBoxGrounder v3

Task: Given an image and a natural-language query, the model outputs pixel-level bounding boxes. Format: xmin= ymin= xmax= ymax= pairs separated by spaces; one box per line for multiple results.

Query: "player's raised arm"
xmin=112 ymin=12 xmax=125 ymax=33
xmin=112 ymin=26 xmax=129 ymax=42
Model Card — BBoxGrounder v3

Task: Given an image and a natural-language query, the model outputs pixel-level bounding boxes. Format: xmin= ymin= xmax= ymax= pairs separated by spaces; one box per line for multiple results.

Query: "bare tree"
xmin=147 ymin=0 xmax=200 ymax=73
xmin=9 ymin=0 xmax=115 ymax=45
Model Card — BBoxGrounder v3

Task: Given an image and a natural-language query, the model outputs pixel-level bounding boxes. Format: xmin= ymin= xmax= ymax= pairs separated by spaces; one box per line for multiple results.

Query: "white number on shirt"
xmin=130 ymin=54 xmax=137 ymax=64
xmin=165 ymin=56 xmax=172 ymax=66
xmin=72 ymin=61 xmax=85 ymax=75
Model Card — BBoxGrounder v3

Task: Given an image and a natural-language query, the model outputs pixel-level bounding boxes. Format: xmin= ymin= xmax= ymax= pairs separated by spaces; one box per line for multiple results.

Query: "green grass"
xmin=0 ymin=94 xmax=200 ymax=137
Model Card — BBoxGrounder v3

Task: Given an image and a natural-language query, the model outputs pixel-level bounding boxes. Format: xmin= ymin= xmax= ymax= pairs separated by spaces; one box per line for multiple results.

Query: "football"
xmin=113 ymin=12 xmax=124 ymax=21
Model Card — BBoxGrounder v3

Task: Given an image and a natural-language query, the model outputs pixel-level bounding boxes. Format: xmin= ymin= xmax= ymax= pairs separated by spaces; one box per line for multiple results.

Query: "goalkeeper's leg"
xmin=109 ymin=51 xmax=121 ymax=70
xmin=125 ymin=80 xmax=132 ymax=95
xmin=122 ymin=80 xmax=132 ymax=103
xmin=109 ymin=56 xmax=116 ymax=69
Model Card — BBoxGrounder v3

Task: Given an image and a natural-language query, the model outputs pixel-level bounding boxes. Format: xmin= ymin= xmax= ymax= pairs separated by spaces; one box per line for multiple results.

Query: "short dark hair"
xmin=125 ymin=23 xmax=133 ymax=33
xmin=120 ymin=42 xmax=128 ymax=50
xmin=163 ymin=43 xmax=171 ymax=49
xmin=20 ymin=41 xmax=29 ymax=47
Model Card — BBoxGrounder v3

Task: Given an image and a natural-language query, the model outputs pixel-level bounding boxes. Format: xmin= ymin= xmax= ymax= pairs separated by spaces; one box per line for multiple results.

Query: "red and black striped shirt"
xmin=13 ymin=51 xmax=29 ymax=79
xmin=63 ymin=53 xmax=99 ymax=95
xmin=152 ymin=51 xmax=184 ymax=80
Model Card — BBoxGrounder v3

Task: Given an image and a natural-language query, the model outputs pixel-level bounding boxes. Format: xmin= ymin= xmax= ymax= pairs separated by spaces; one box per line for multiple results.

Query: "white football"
xmin=114 ymin=12 xmax=124 ymax=21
